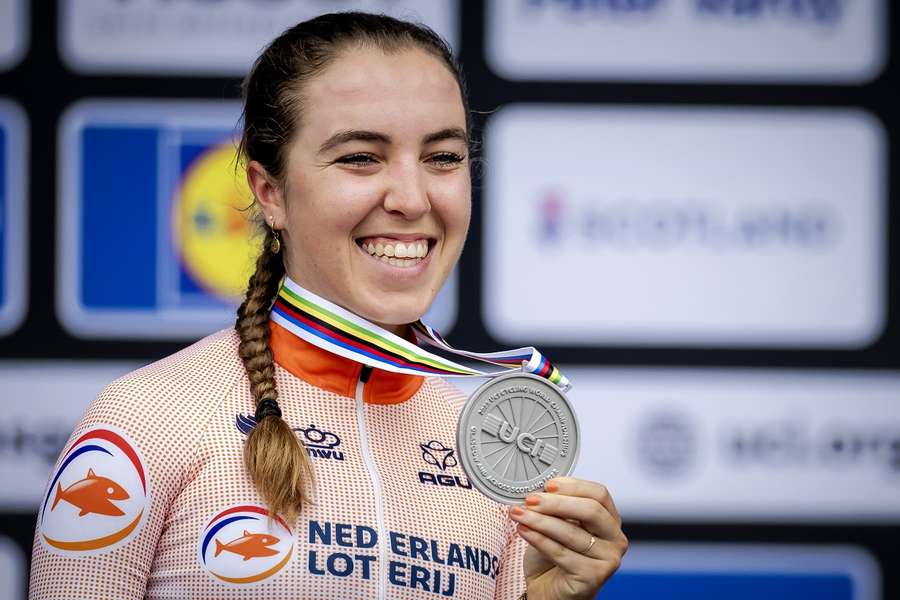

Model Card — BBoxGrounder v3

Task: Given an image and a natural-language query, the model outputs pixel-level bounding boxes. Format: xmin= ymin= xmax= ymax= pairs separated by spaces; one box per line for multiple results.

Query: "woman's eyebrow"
xmin=317 ymin=127 xmax=469 ymax=156
xmin=317 ymin=129 xmax=389 ymax=155
xmin=422 ymin=127 xmax=468 ymax=146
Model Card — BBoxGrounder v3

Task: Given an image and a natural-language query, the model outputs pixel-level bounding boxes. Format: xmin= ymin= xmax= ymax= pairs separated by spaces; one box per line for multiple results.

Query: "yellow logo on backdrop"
xmin=172 ymin=141 xmax=260 ymax=302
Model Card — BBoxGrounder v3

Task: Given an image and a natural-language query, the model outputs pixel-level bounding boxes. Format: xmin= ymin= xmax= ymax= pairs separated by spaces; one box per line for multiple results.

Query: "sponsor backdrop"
xmin=1 ymin=0 xmax=898 ymax=598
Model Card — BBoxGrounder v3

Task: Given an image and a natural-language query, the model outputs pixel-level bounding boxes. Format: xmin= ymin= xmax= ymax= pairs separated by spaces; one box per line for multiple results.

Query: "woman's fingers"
xmin=511 ymin=505 xmax=594 ymax=556
xmin=521 ymin=489 xmax=622 ymax=543
xmin=546 ymin=477 xmax=621 ymax=525
xmin=516 ymin=520 xmax=621 ymax=586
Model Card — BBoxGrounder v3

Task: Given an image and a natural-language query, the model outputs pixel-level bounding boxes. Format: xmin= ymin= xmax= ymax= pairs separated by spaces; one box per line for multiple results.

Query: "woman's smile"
xmin=356 ymin=235 xmax=434 ymax=267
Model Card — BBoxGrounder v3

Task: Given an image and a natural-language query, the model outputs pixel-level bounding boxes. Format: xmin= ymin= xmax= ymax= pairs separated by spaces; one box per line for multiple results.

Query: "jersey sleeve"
xmin=493 ymin=506 xmax=528 ymax=599
xmin=29 ymin=331 xmax=240 ymax=599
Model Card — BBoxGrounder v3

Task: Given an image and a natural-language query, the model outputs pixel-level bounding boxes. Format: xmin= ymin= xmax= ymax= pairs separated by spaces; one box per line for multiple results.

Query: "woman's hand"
xmin=509 ymin=477 xmax=628 ymax=600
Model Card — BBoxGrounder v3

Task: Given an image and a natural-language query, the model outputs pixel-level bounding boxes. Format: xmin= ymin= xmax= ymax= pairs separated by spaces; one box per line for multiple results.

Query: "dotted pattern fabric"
xmin=29 ymin=329 xmax=527 ymax=599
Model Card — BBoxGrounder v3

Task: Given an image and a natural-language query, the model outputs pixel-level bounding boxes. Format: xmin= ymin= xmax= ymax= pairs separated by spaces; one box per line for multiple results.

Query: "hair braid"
xmin=235 ymin=10 xmax=473 ymax=522
xmin=236 ymin=228 xmax=314 ymax=521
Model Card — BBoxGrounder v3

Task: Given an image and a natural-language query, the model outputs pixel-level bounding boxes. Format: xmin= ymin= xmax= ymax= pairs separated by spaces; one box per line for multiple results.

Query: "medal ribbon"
xmin=270 ymin=277 xmax=570 ymax=391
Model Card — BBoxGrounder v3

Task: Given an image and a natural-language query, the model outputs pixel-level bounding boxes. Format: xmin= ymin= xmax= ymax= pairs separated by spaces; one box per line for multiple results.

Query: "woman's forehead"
xmin=298 ymin=48 xmax=465 ymax=142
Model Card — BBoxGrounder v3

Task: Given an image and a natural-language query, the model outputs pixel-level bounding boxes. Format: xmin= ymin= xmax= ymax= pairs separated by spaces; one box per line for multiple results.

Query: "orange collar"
xmin=269 ymin=320 xmax=423 ymax=405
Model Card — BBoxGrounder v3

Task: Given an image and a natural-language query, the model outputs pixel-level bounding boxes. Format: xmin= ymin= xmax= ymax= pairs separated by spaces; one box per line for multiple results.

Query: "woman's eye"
xmin=429 ymin=152 xmax=466 ymax=168
xmin=335 ymin=153 xmax=377 ymax=167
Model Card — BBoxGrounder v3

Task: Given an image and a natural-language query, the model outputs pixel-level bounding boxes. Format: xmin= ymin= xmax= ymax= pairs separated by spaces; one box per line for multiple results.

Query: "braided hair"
xmin=236 ymin=11 xmax=471 ymax=521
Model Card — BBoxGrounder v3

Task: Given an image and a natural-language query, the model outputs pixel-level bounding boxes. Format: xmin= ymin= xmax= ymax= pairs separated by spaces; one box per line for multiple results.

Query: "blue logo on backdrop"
xmin=522 ymin=0 xmax=842 ymax=25
xmin=57 ymin=101 xmax=256 ymax=339
xmin=523 ymin=0 xmax=663 ymax=14
xmin=695 ymin=0 xmax=843 ymax=26
xmin=0 ymin=100 xmax=26 ymax=336
xmin=603 ymin=543 xmax=875 ymax=600
xmin=535 ymin=191 xmax=838 ymax=251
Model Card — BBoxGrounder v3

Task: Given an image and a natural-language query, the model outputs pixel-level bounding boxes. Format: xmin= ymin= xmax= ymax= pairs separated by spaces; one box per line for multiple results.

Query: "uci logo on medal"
xmin=171 ymin=139 xmax=260 ymax=303
xmin=38 ymin=425 xmax=150 ymax=555
xmin=199 ymin=505 xmax=294 ymax=585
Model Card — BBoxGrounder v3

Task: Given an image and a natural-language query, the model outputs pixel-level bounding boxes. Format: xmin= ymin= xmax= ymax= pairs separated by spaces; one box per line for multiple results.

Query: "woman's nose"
xmin=382 ymin=162 xmax=430 ymax=220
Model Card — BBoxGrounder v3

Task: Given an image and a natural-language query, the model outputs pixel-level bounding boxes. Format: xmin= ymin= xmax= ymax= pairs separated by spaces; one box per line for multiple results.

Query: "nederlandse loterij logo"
xmin=38 ymin=425 xmax=150 ymax=554
xmin=418 ymin=440 xmax=471 ymax=489
xmin=236 ymin=415 xmax=345 ymax=461
xmin=199 ymin=505 xmax=294 ymax=585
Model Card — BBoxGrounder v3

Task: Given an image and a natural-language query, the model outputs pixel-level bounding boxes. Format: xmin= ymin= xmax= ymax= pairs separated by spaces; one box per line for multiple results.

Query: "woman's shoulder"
xmin=89 ymin=328 xmax=246 ymax=422
xmin=422 ymin=376 xmax=469 ymax=414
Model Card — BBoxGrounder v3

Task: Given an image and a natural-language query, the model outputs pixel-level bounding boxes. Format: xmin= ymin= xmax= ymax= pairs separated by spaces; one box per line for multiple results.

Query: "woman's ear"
xmin=246 ymin=160 xmax=286 ymax=228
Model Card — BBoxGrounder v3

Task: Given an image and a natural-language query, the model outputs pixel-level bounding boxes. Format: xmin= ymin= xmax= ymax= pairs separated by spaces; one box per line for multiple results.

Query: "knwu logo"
xmin=418 ymin=440 xmax=472 ymax=489
xmin=235 ymin=416 xmax=345 ymax=461
xmin=298 ymin=424 xmax=344 ymax=461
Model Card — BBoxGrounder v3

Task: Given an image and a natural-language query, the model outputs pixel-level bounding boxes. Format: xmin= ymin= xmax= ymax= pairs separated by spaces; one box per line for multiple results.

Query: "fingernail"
xmin=517 ymin=524 xmax=531 ymax=533
xmin=525 ymin=495 xmax=540 ymax=507
xmin=510 ymin=506 xmax=525 ymax=518
xmin=545 ymin=480 xmax=559 ymax=493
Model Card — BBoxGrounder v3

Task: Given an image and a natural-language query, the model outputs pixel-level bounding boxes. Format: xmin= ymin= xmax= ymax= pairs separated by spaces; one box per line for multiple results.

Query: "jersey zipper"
xmin=354 ymin=366 xmax=387 ymax=600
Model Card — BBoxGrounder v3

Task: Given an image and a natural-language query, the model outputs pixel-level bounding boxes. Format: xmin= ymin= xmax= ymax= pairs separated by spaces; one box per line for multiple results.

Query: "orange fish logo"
xmin=200 ymin=505 xmax=294 ymax=585
xmin=215 ymin=530 xmax=280 ymax=561
xmin=51 ymin=467 xmax=130 ymax=517
xmin=39 ymin=426 xmax=149 ymax=555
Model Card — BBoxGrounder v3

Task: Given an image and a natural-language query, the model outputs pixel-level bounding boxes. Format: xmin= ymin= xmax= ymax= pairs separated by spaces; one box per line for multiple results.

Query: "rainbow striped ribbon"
xmin=270 ymin=277 xmax=570 ymax=391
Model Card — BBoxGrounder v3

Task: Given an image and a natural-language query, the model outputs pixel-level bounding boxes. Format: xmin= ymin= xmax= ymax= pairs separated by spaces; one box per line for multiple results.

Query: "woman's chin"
xmin=358 ymin=296 xmax=433 ymax=332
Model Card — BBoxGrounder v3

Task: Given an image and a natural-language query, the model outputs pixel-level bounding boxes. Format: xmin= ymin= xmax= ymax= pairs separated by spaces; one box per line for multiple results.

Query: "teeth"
xmin=359 ymin=238 xmax=431 ymax=263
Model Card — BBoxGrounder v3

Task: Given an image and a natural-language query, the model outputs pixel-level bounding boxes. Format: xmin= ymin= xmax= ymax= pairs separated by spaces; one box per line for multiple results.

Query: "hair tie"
xmin=255 ymin=398 xmax=282 ymax=420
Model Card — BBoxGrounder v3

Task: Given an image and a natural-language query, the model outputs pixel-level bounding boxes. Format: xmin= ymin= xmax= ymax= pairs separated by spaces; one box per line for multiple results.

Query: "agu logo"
xmin=171 ymin=139 xmax=260 ymax=302
xmin=38 ymin=425 xmax=149 ymax=554
xmin=417 ymin=440 xmax=472 ymax=489
xmin=199 ymin=505 xmax=293 ymax=585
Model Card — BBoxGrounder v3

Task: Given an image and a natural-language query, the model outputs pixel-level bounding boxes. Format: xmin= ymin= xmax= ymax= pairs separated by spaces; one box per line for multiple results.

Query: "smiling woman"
xmin=30 ymin=12 xmax=625 ymax=600
xmin=246 ymin=46 xmax=471 ymax=333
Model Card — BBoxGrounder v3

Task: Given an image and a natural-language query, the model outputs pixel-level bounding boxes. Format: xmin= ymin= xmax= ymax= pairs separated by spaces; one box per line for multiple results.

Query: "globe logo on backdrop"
xmin=171 ymin=140 xmax=260 ymax=303
xmin=635 ymin=412 xmax=697 ymax=478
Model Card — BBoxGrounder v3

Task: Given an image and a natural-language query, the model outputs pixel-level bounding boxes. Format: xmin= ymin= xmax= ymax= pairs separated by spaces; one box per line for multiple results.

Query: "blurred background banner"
xmin=59 ymin=0 xmax=458 ymax=75
xmin=1 ymin=1 xmax=898 ymax=598
xmin=484 ymin=105 xmax=886 ymax=347
xmin=0 ymin=0 xmax=28 ymax=73
xmin=0 ymin=99 xmax=26 ymax=337
xmin=453 ymin=368 xmax=900 ymax=522
xmin=487 ymin=0 xmax=886 ymax=82
xmin=0 ymin=361 xmax=138 ymax=511
xmin=606 ymin=543 xmax=880 ymax=599
xmin=57 ymin=100 xmax=260 ymax=339
xmin=56 ymin=99 xmax=458 ymax=339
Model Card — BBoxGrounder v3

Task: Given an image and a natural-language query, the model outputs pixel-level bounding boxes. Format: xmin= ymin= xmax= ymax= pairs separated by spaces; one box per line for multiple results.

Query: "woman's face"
xmin=249 ymin=46 xmax=471 ymax=334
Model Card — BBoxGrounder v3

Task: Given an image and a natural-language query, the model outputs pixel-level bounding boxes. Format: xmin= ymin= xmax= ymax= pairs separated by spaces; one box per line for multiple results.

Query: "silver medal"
xmin=457 ymin=371 xmax=580 ymax=504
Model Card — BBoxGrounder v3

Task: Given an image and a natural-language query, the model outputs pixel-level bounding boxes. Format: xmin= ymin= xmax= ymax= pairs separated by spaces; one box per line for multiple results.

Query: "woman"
xmin=30 ymin=12 xmax=626 ymax=599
